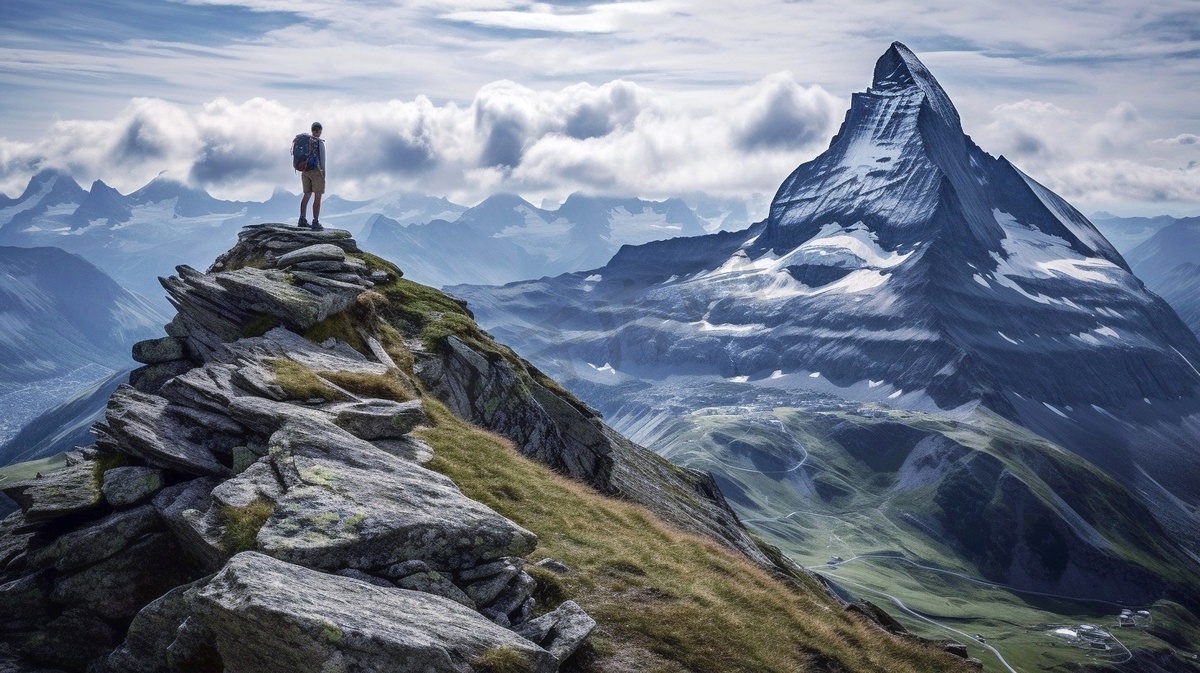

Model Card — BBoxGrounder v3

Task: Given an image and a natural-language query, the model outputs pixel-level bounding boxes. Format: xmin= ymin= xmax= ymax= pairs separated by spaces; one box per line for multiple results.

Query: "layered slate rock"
xmin=0 ymin=225 xmax=594 ymax=672
xmin=193 ymin=553 xmax=557 ymax=673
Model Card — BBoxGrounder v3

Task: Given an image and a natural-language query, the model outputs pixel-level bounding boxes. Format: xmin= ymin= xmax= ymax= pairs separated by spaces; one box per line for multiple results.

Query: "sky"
xmin=2 ymin=0 xmax=1198 ymax=217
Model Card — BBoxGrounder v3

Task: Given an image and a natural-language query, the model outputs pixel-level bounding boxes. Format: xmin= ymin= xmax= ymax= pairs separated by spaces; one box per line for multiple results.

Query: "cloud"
xmin=1154 ymin=133 xmax=1200 ymax=146
xmin=439 ymin=1 xmax=682 ymax=35
xmin=978 ymin=99 xmax=1200 ymax=207
xmin=731 ymin=72 xmax=838 ymax=151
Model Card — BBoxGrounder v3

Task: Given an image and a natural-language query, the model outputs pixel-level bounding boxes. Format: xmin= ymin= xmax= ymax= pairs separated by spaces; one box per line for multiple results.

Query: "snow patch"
xmin=808 ymin=372 xmax=821 ymax=378
xmin=998 ymin=331 xmax=1018 ymax=345
xmin=727 ymin=375 xmax=749 ymax=383
xmin=584 ymin=274 xmax=602 ymax=282
xmin=769 ymin=370 xmax=784 ymax=379
xmin=1042 ymin=402 xmax=1069 ymax=418
xmin=888 ymin=389 xmax=903 ymax=399
xmin=587 ymin=362 xmax=616 ymax=374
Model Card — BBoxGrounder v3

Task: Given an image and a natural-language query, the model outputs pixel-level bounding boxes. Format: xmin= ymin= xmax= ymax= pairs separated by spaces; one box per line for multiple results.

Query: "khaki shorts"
xmin=302 ymin=169 xmax=325 ymax=195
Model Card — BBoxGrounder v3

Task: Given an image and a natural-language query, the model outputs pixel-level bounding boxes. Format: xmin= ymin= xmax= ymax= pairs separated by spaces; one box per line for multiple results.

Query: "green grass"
xmin=652 ymin=405 xmax=1200 ymax=672
xmin=473 ymin=645 xmax=539 ymax=673
xmin=415 ymin=400 xmax=969 ymax=673
xmin=266 ymin=358 xmax=340 ymax=401
xmin=220 ymin=499 xmax=275 ymax=553
xmin=0 ymin=454 xmax=68 ymax=485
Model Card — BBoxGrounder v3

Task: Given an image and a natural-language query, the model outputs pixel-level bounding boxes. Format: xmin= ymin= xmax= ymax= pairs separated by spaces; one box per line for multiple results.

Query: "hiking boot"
xmin=310 ymin=219 xmax=323 ymax=231
xmin=297 ymin=216 xmax=309 ymax=228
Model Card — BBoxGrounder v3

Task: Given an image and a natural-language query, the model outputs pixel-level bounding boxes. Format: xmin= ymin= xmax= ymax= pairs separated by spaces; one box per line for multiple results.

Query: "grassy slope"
xmin=417 ymin=401 xmax=969 ymax=673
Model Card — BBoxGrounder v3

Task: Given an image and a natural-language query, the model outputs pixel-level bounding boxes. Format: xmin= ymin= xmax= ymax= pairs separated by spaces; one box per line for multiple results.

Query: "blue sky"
xmin=2 ymin=0 xmax=1198 ymax=216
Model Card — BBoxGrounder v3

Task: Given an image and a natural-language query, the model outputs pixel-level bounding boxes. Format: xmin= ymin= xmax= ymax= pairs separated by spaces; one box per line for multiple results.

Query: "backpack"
xmin=292 ymin=133 xmax=320 ymax=172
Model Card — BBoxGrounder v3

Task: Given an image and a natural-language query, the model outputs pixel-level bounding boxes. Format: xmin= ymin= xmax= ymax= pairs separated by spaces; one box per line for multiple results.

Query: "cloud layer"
xmin=0 ymin=75 xmax=841 ymax=207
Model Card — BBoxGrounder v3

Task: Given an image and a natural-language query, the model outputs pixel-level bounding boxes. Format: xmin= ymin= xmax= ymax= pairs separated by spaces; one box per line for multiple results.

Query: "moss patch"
xmin=266 ymin=358 xmax=339 ymax=401
xmin=320 ymin=369 xmax=415 ymax=402
xmin=472 ymin=646 xmax=534 ymax=673
xmin=220 ymin=500 xmax=274 ymax=553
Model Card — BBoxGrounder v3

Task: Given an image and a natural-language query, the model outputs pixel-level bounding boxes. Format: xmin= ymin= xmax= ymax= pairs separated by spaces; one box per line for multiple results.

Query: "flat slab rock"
xmin=258 ymin=416 xmax=537 ymax=571
xmin=193 ymin=552 xmax=557 ymax=673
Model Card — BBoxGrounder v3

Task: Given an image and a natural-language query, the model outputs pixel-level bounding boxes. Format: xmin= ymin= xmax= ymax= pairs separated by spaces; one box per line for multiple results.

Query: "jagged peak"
xmin=870 ymin=41 xmax=960 ymax=127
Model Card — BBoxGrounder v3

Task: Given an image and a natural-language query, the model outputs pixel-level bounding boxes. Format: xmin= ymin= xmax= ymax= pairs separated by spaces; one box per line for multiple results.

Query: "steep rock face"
xmin=449 ymin=43 xmax=1200 ymax=544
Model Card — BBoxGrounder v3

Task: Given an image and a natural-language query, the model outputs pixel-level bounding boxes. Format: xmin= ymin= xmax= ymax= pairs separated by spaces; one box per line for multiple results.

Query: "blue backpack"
xmin=292 ymin=133 xmax=319 ymax=171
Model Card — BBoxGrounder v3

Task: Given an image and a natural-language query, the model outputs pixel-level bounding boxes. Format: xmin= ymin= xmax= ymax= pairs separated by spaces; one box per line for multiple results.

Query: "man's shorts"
xmin=302 ymin=169 xmax=325 ymax=195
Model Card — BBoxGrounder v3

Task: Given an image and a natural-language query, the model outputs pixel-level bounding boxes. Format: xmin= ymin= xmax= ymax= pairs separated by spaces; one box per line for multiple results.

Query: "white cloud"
xmin=977 ymin=98 xmax=1200 ymax=209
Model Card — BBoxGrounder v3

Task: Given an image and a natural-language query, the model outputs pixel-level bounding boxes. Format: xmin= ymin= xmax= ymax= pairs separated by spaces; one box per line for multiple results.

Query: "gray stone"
xmin=534 ymin=558 xmax=572 ymax=575
xmin=457 ymin=558 xmax=516 ymax=582
xmin=289 ymin=270 xmax=366 ymax=292
xmin=102 ymin=466 xmax=165 ymax=507
xmin=381 ymin=560 xmax=431 ymax=580
xmin=462 ymin=564 xmax=519 ymax=606
xmin=1 ymin=461 xmax=103 ymax=522
xmin=159 ymin=363 xmax=243 ymax=415
xmin=514 ymin=600 xmax=596 ymax=664
xmin=256 ymin=416 xmax=537 ymax=572
xmin=0 ymin=573 xmax=52 ymax=630
xmin=99 ymin=576 xmax=211 ymax=673
xmin=328 ymin=399 xmax=427 ymax=440
xmin=193 ymin=553 xmax=556 ymax=673
xmin=226 ymin=396 xmax=333 ymax=438
xmin=130 ymin=359 xmax=194 ymax=394
xmin=485 ymin=571 xmax=537 ymax=618
xmin=133 ymin=337 xmax=187 ymax=365
xmin=289 ymin=260 xmax=346 ymax=273
xmin=371 ymin=436 xmax=434 ymax=464
xmin=209 ymin=460 xmax=283 ymax=510
xmin=0 ymin=513 xmax=33 ymax=571
xmin=93 ymin=385 xmax=231 ymax=478
xmin=333 ymin=569 xmax=394 ymax=588
xmin=19 ymin=608 xmax=117 ymax=671
xmin=395 ymin=571 xmax=474 ymax=607
xmin=166 ymin=616 xmax=222 ymax=672
xmin=275 ymin=243 xmax=346 ymax=268
xmin=369 ymin=270 xmax=390 ymax=282
xmin=154 ymin=478 xmax=227 ymax=572
xmin=30 ymin=504 xmax=160 ymax=572
xmin=49 ymin=533 xmax=196 ymax=620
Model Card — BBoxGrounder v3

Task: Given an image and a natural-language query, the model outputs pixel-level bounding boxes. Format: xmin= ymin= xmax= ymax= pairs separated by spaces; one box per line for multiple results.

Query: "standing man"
xmin=298 ymin=121 xmax=326 ymax=230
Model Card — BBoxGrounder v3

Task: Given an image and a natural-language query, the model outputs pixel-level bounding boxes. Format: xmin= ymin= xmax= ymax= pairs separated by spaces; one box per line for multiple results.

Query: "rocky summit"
xmin=0 ymin=224 xmax=972 ymax=672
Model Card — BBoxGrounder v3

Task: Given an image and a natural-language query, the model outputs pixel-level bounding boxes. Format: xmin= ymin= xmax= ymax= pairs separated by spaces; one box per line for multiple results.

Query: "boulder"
xmin=0 ymin=512 xmax=33 ymax=570
xmin=1 ymin=461 xmax=103 ymax=522
xmin=461 ymin=562 xmax=519 ymax=606
xmin=93 ymin=385 xmax=231 ymax=478
xmin=255 ymin=417 xmax=537 ymax=572
xmin=30 ymin=504 xmax=161 ymax=572
xmin=0 ymin=573 xmax=52 ymax=630
xmin=98 ymin=577 xmax=212 ymax=673
xmin=394 ymin=571 xmax=474 ymax=607
xmin=130 ymin=360 xmax=194 ymax=394
xmin=132 ymin=337 xmax=187 ymax=365
xmin=328 ymin=399 xmax=427 ymax=440
xmin=288 ymin=260 xmax=346 ymax=273
xmin=18 ymin=607 xmax=117 ymax=671
xmin=49 ymin=532 xmax=197 ymax=620
xmin=274 ymin=243 xmax=347 ymax=268
xmin=192 ymin=552 xmax=556 ymax=673
xmin=101 ymin=466 xmax=166 ymax=507
xmin=154 ymin=478 xmax=227 ymax=572
xmin=515 ymin=600 xmax=596 ymax=664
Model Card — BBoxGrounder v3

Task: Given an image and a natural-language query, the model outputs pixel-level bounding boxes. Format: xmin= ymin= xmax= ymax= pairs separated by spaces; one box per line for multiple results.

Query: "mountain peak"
xmin=870 ymin=41 xmax=959 ymax=126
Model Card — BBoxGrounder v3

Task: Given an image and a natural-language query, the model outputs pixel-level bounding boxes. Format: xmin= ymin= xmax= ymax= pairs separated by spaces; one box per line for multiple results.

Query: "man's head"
xmin=311 ymin=121 xmax=323 ymax=137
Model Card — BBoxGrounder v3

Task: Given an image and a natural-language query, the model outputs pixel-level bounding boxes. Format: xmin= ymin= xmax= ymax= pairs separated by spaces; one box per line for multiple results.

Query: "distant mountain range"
xmin=364 ymin=193 xmax=713 ymax=287
xmin=0 ymin=170 xmax=752 ymax=303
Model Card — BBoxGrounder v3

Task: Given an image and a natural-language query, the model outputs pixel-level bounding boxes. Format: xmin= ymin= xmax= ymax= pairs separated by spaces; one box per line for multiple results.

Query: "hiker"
xmin=296 ymin=121 xmax=326 ymax=230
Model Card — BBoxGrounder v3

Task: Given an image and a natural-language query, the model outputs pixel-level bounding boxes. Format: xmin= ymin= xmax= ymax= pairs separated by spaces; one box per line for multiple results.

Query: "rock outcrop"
xmin=0 ymin=225 xmax=604 ymax=672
